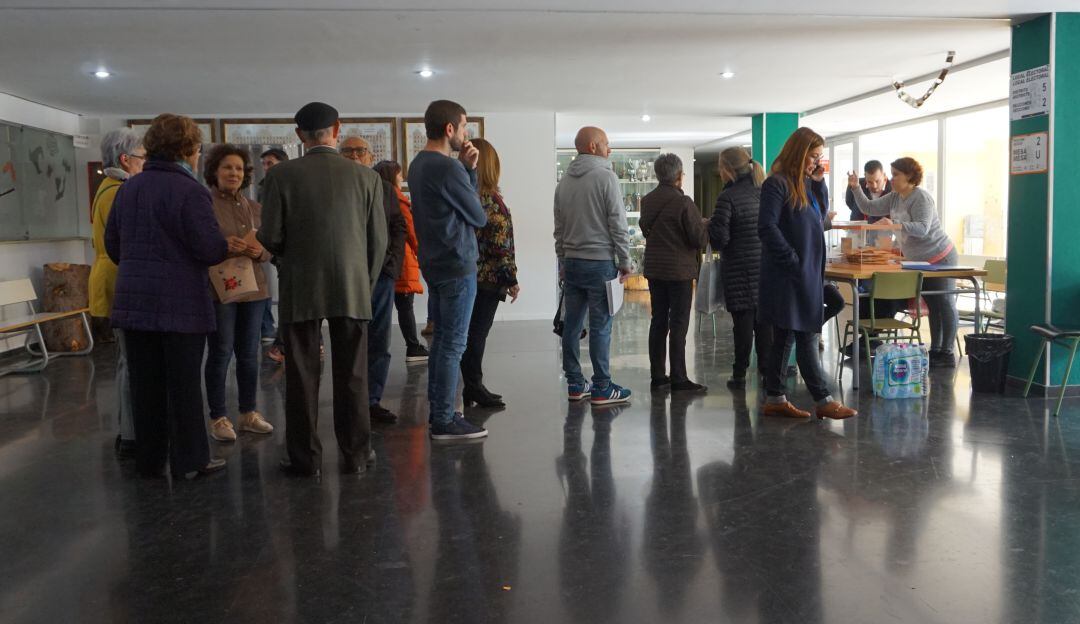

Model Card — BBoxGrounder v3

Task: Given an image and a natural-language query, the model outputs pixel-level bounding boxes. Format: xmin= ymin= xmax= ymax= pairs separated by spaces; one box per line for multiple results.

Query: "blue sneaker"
xmin=430 ymin=413 xmax=488 ymax=441
xmin=591 ymin=383 xmax=631 ymax=405
xmin=567 ymin=382 xmax=592 ymax=401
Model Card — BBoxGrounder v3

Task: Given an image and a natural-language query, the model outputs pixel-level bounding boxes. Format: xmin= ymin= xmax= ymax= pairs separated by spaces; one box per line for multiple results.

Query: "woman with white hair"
xmin=90 ymin=127 xmax=146 ymax=458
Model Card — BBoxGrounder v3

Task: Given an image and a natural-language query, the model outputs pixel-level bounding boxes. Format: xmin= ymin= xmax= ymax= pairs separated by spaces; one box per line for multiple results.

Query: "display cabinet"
xmin=556 ymin=148 xmax=661 ymax=289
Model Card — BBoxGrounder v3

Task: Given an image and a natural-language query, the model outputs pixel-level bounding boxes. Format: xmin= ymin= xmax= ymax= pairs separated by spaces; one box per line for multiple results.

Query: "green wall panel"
xmin=1051 ymin=13 xmax=1080 ymax=384
xmin=751 ymin=113 xmax=799 ymax=172
xmin=1006 ymin=15 xmax=1052 ymax=380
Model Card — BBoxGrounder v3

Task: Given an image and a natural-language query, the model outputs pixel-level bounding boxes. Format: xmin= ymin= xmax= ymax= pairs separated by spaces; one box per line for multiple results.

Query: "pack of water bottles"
xmin=872 ymin=343 xmax=930 ymax=399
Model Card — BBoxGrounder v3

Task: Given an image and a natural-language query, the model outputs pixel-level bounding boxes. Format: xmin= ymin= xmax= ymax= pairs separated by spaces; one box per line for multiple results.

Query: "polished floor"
xmin=2 ymin=293 xmax=1080 ymax=623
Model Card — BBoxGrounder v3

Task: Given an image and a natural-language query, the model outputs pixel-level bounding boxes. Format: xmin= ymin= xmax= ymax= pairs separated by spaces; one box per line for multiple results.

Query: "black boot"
xmin=463 ymin=386 xmax=505 ymax=408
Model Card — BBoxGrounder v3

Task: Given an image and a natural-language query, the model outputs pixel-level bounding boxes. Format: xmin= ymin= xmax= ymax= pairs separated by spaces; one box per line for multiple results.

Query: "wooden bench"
xmin=0 ymin=278 xmax=94 ymax=377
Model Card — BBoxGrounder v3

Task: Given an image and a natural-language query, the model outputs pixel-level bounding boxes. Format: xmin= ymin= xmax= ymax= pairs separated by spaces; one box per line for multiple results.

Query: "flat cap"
xmin=294 ymin=102 xmax=339 ymax=132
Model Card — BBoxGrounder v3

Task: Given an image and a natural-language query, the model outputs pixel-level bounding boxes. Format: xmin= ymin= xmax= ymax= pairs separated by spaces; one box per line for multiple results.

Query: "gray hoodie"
xmin=553 ymin=154 xmax=631 ymax=270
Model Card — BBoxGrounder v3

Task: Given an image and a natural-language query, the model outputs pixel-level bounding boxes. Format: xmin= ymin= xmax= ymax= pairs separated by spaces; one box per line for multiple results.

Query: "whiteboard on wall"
xmin=0 ymin=121 xmax=78 ymax=241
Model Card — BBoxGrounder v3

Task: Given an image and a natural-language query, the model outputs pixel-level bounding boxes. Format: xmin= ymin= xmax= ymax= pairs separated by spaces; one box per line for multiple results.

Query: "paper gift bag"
xmin=209 ymin=256 xmax=258 ymax=303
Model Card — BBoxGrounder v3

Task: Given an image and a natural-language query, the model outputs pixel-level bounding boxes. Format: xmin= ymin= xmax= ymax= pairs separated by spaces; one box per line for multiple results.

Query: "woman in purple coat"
xmin=757 ymin=127 xmax=857 ymax=421
xmin=105 ymin=114 xmax=229 ymax=479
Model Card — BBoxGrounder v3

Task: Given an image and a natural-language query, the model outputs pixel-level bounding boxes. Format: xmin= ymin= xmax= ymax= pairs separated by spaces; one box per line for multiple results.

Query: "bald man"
xmin=553 ymin=126 xmax=632 ymax=406
xmin=342 ymin=136 xmax=407 ymax=423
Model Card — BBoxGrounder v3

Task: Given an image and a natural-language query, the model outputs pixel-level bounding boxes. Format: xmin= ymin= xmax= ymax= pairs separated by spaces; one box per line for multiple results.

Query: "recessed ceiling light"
xmin=720 ymin=71 xmax=736 ymax=79
xmin=641 ymin=114 xmax=651 ymax=122
xmin=93 ymin=70 xmax=111 ymax=79
xmin=417 ymin=69 xmax=434 ymax=78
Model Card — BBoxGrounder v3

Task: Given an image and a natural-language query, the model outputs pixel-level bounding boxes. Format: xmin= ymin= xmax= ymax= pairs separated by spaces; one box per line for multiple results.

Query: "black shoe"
xmin=342 ymin=449 xmax=377 ymax=475
xmin=114 ymin=435 xmax=136 ymax=459
xmin=931 ymin=351 xmax=957 ymax=368
xmin=430 ymin=413 xmax=488 ymax=441
xmin=726 ymin=376 xmax=746 ymax=389
xmin=650 ymin=376 xmax=671 ymax=389
xmin=405 ymin=344 xmax=430 ymax=363
xmin=370 ymin=403 xmax=399 ymax=424
xmin=671 ymin=380 xmax=708 ymax=393
xmin=176 ymin=458 xmax=226 ymax=480
xmin=480 ymin=384 xmax=502 ymax=400
xmin=279 ymin=457 xmax=320 ymax=478
xmin=463 ymin=387 xmax=505 ymax=408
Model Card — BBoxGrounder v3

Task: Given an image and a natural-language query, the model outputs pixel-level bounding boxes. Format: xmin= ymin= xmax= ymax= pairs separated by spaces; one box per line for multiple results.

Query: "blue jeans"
xmin=261 ymin=298 xmax=276 ymax=339
xmin=115 ymin=329 xmax=135 ymax=441
xmin=562 ymin=258 xmax=617 ymax=388
xmin=205 ymin=299 xmax=265 ymax=419
xmin=368 ymin=274 xmax=396 ymax=405
xmin=428 ymin=274 xmax=477 ymax=426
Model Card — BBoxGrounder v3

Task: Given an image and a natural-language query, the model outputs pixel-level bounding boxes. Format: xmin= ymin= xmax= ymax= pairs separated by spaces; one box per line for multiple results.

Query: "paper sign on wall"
xmin=1010 ymin=65 xmax=1050 ymax=121
xmin=73 ymin=134 xmax=90 ymax=149
xmin=1011 ymin=132 xmax=1049 ymax=175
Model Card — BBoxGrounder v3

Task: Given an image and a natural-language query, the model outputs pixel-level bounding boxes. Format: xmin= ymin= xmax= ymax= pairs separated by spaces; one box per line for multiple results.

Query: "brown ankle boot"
xmin=762 ymin=401 xmax=811 ymax=419
xmin=815 ymin=401 xmax=858 ymax=420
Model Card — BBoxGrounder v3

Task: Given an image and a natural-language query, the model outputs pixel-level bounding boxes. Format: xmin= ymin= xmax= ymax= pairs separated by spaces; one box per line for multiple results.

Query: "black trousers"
xmin=394 ymin=293 xmax=422 ymax=349
xmin=282 ymin=318 xmax=371 ymax=473
xmin=460 ymin=287 xmax=502 ymax=393
xmin=123 ymin=330 xmax=210 ymax=476
xmin=729 ymin=307 xmax=773 ymax=377
xmin=823 ymin=283 xmax=845 ymax=325
xmin=766 ymin=327 xmax=831 ymax=402
xmin=648 ymin=279 xmax=694 ymax=383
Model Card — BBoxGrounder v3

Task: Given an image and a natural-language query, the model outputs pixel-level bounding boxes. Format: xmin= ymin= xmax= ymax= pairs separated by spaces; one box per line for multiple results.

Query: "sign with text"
xmin=1010 ymin=65 xmax=1050 ymax=120
xmin=1011 ymin=132 xmax=1049 ymax=175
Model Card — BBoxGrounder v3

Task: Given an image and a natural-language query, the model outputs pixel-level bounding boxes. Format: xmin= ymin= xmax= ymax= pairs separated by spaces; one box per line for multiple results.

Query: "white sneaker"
xmin=238 ymin=410 xmax=274 ymax=434
xmin=210 ymin=416 xmax=237 ymax=442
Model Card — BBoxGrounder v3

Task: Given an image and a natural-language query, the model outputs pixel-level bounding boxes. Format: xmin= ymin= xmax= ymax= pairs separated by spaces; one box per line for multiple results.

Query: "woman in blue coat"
xmin=757 ymin=127 xmax=857 ymax=421
xmin=106 ymin=114 xmax=229 ymax=479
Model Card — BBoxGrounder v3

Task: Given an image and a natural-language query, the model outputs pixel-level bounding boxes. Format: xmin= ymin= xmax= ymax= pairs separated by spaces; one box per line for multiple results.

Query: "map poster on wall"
xmin=221 ymin=119 xmax=300 ymax=146
xmin=1010 ymin=132 xmax=1049 ymax=175
xmin=1009 ymin=65 xmax=1050 ymax=121
xmin=400 ymin=117 xmax=484 ymax=178
xmin=128 ymin=118 xmax=218 ymax=143
xmin=339 ymin=118 xmax=397 ymax=163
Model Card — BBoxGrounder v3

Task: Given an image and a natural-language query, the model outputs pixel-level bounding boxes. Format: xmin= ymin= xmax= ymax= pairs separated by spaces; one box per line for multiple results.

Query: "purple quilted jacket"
xmin=105 ymin=160 xmax=228 ymax=333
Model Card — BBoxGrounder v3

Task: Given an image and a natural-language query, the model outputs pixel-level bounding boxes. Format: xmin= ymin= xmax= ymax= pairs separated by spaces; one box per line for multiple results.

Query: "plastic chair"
xmin=1023 ymin=324 xmax=1080 ymax=417
xmin=837 ymin=271 xmax=924 ymax=375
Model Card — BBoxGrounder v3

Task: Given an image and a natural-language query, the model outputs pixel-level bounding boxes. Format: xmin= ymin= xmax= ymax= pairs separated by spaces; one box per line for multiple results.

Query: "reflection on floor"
xmin=1 ymin=295 xmax=1079 ymax=623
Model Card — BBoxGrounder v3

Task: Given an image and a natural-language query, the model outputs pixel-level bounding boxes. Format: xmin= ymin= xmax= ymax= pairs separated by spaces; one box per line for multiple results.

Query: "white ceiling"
xmin=0 ymin=6 xmax=1013 ymax=119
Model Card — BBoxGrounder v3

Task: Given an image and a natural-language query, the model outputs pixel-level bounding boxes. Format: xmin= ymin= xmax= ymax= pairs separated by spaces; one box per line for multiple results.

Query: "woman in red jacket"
xmin=375 ymin=161 xmax=429 ymax=363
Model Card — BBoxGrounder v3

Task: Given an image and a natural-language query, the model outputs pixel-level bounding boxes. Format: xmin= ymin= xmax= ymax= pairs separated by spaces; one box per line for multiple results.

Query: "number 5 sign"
xmin=1011 ymin=132 xmax=1049 ymax=175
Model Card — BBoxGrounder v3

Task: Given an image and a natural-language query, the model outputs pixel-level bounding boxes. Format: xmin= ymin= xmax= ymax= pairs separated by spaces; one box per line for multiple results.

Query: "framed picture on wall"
xmin=400 ymin=117 xmax=484 ymax=178
xmin=220 ymin=118 xmax=301 ymax=146
xmin=128 ymin=118 xmax=218 ymax=143
xmin=340 ymin=118 xmax=397 ymax=163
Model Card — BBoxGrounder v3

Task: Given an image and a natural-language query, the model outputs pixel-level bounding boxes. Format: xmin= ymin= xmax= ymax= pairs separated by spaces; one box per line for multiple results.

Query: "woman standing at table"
xmin=758 ymin=127 xmax=857 ymax=420
xmin=847 ymin=157 xmax=958 ymax=367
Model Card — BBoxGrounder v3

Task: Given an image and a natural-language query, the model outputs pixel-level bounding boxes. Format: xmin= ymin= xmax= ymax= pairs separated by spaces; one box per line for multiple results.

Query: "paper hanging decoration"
xmin=892 ymin=50 xmax=955 ymax=109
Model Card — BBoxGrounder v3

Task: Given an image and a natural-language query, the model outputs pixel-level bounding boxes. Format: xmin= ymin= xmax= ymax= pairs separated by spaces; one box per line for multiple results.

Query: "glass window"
xmin=943 ymin=107 xmax=1009 ymax=257
xmin=829 ymin=142 xmax=854 ymax=213
xmin=859 ymin=120 xmax=939 ymax=198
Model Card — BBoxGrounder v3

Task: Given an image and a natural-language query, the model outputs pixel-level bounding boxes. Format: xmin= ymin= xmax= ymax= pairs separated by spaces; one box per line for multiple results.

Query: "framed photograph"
xmin=340 ymin=118 xmax=397 ymax=163
xmin=128 ymin=118 xmax=218 ymax=143
xmin=400 ymin=116 xmax=484 ymax=178
xmin=220 ymin=118 xmax=301 ymax=146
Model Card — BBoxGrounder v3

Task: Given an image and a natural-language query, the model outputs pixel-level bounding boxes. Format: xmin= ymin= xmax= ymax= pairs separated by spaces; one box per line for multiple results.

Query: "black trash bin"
xmin=964 ymin=333 xmax=1014 ymax=393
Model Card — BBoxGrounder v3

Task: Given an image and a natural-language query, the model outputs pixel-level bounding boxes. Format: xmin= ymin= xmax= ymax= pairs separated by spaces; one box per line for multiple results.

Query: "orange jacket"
xmin=394 ymin=188 xmax=424 ymax=294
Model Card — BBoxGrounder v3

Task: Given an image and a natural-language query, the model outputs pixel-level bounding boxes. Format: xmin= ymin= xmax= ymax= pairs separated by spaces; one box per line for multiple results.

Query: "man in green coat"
xmin=258 ymin=102 xmax=388 ymax=477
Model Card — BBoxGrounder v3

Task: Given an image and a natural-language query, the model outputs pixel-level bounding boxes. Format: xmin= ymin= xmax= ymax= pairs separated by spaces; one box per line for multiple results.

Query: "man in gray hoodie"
xmin=553 ymin=126 xmax=632 ymax=405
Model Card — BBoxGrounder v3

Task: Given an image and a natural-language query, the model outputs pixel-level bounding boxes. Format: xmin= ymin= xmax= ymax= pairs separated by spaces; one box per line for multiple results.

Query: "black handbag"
xmin=552 ymin=283 xmax=587 ymax=340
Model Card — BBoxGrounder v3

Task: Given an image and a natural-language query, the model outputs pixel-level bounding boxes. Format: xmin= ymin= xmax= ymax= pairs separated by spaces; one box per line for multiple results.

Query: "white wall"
xmin=0 ymin=93 xmax=93 ymax=351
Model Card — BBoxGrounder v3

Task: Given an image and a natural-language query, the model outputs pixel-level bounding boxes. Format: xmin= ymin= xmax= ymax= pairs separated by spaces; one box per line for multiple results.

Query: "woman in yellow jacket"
xmin=90 ymin=128 xmax=145 ymax=457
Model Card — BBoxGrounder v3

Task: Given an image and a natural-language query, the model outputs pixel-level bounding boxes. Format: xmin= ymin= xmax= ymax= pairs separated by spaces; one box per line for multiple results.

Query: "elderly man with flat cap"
xmin=553 ymin=126 xmax=632 ymax=406
xmin=341 ymin=136 xmax=407 ymax=424
xmin=258 ymin=102 xmax=388 ymax=477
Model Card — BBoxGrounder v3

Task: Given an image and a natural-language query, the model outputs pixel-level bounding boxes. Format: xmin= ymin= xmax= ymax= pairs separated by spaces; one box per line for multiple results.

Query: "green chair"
xmin=1023 ymin=324 xmax=1080 ymax=417
xmin=837 ymin=271 xmax=924 ymax=375
xmin=957 ymin=259 xmax=1008 ymax=352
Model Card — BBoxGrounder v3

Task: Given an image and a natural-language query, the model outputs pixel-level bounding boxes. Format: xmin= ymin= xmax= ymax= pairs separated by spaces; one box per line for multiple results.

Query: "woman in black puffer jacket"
xmin=708 ymin=147 xmax=772 ymax=388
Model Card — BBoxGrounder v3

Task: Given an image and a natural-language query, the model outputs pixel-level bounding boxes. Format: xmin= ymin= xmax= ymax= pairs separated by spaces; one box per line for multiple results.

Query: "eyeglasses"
xmin=126 ymin=154 xmax=147 ymax=161
xmin=808 ymin=153 xmax=824 ymax=163
xmin=340 ymin=147 xmax=370 ymax=157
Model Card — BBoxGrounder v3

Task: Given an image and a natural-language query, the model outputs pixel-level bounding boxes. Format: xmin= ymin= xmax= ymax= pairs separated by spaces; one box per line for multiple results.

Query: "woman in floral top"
xmin=461 ymin=138 xmax=519 ymax=408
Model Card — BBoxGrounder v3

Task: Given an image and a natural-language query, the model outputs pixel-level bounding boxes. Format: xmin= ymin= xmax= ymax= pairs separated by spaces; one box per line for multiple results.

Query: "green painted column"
xmin=1006 ymin=13 xmax=1080 ymax=388
xmin=751 ymin=113 xmax=799 ymax=169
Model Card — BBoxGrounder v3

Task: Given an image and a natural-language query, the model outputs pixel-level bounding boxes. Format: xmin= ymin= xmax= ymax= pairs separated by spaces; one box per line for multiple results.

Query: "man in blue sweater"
xmin=408 ymin=100 xmax=489 ymax=441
